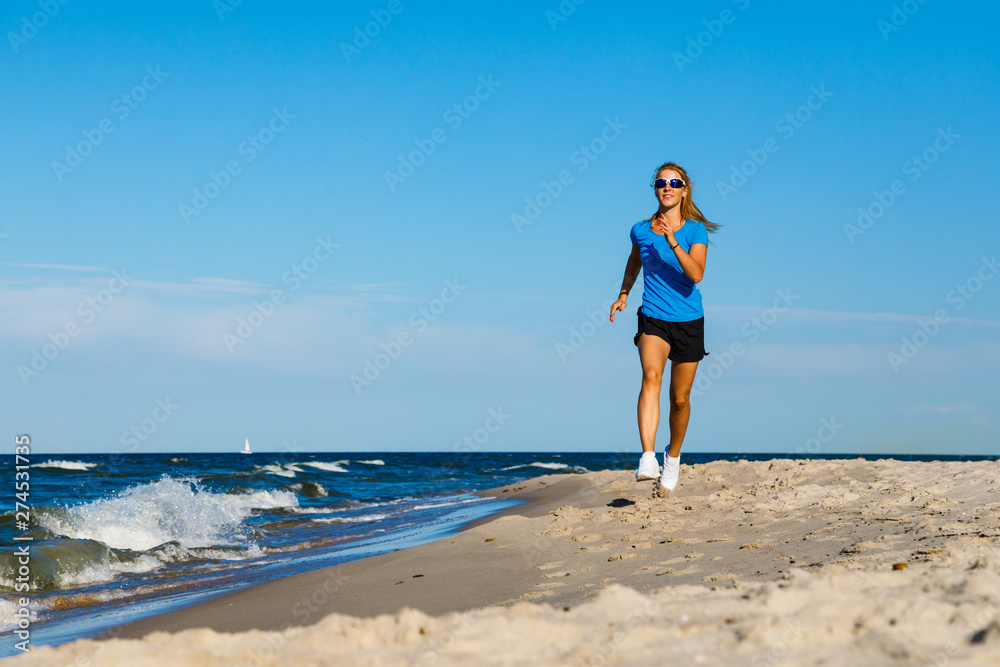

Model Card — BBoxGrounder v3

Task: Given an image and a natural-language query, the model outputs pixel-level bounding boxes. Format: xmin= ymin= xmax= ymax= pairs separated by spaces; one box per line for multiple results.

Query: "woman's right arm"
xmin=610 ymin=244 xmax=641 ymax=322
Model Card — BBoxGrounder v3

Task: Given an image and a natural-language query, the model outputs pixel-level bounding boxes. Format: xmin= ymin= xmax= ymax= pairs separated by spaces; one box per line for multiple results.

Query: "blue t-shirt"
xmin=629 ymin=219 xmax=709 ymax=322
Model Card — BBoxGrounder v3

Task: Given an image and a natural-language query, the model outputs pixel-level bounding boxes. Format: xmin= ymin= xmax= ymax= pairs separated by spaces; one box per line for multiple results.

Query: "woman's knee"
xmin=642 ymin=368 xmax=663 ymax=386
xmin=670 ymin=390 xmax=691 ymax=410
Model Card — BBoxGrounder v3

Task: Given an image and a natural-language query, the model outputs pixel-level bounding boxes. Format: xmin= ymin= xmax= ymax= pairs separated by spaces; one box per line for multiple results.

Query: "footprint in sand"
xmin=629 ymin=541 xmax=656 ymax=550
xmin=521 ymin=591 xmax=552 ymax=600
xmin=537 ymin=561 xmax=566 ymax=571
xmin=534 ymin=582 xmax=565 ymax=589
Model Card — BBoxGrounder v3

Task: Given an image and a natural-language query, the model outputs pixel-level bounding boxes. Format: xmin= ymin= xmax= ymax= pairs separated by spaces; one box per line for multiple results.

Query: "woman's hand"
xmin=656 ymin=214 xmax=678 ymax=247
xmin=609 ymin=295 xmax=627 ymax=322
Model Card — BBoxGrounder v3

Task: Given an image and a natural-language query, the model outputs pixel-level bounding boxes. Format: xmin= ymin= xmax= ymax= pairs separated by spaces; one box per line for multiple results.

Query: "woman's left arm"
xmin=672 ymin=242 xmax=707 ymax=283
xmin=657 ymin=216 xmax=708 ymax=284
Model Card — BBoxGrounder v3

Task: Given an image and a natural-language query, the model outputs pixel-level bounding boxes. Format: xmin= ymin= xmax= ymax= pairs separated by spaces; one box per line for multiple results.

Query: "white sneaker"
xmin=659 ymin=453 xmax=680 ymax=491
xmin=635 ymin=452 xmax=659 ymax=481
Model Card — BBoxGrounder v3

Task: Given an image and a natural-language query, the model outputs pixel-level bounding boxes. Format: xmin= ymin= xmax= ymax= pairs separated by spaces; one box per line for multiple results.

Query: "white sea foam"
xmin=0 ymin=598 xmax=38 ymax=632
xmin=301 ymin=462 xmax=348 ymax=473
xmin=313 ymin=513 xmax=391 ymax=524
xmin=49 ymin=545 xmax=264 ymax=591
xmin=408 ymin=497 xmax=483 ymax=511
xmin=288 ymin=500 xmax=392 ymax=515
xmin=257 ymin=464 xmax=297 ymax=478
xmin=37 ymin=477 xmax=298 ymax=552
xmin=501 ymin=462 xmax=569 ymax=471
xmin=56 ymin=556 xmax=165 ymax=588
xmin=33 ymin=460 xmax=97 ymax=471
xmin=357 ymin=459 xmax=385 ymax=466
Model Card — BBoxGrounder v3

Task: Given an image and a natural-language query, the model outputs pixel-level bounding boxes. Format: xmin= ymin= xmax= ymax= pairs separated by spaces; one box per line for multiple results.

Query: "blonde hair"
xmin=648 ymin=162 xmax=720 ymax=234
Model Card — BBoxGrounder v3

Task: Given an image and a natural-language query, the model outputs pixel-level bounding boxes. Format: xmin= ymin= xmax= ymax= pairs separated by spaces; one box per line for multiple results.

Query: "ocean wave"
xmin=357 ymin=459 xmax=385 ymax=466
xmin=290 ymin=481 xmax=328 ymax=498
xmin=32 ymin=460 xmax=97 ymax=471
xmin=34 ymin=477 xmax=298 ymax=552
xmin=0 ymin=539 xmax=160 ymax=592
xmin=256 ymin=464 xmax=306 ymax=478
xmin=301 ymin=462 xmax=348 ymax=473
xmin=0 ymin=537 xmax=268 ymax=597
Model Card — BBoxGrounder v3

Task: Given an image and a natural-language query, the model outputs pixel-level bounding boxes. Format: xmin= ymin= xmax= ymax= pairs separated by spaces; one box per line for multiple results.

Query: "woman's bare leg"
xmin=666 ymin=360 xmax=699 ymax=458
xmin=637 ymin=334 xmax=671 ymax=454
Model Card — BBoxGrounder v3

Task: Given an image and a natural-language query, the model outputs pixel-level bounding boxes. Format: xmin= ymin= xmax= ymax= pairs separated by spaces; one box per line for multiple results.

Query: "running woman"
xmin=609 ymin=162 xmax=719 ymax=491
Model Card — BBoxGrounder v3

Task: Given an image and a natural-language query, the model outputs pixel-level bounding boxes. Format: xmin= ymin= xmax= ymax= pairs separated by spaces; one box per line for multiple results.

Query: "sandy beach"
xmin=10 ymin=458 xmax=1000 ymax=666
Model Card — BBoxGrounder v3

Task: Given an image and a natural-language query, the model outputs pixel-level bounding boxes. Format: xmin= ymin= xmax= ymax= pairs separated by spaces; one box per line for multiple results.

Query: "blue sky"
xmin=2 ymin=1 xmax=998 ymax=455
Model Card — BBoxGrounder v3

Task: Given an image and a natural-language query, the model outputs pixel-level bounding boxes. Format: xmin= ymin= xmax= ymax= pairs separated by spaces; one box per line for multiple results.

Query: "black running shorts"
xmin=634 ymin=308 xmax=708 ymax=363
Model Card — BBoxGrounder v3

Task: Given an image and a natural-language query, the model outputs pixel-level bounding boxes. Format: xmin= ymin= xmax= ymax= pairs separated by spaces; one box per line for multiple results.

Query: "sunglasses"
xmin=653 ymin=178 xmax=686 ymax=189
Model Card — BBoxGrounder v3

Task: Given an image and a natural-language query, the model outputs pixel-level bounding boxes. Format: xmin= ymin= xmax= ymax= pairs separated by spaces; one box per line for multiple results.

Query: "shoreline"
xmin=108 ymin=472 xmax=594 ymax=638
xmin=12 ymin=458 xmax=1000 ymax=665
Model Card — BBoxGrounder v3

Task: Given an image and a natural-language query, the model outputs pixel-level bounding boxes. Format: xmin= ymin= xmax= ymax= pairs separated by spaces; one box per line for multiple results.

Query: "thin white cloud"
xmin=2 ymin=262 xmax=106 ymax=273
xmin=902 ymin=403 xmax=975 ymax=415
xmin=189 ymin=277 xmax=267 ymax=293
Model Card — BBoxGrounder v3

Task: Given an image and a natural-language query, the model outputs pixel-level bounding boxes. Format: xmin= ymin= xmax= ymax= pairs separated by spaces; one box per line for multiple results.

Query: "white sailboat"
xmin=241 ymin=438 xmax=252 ymax=455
